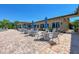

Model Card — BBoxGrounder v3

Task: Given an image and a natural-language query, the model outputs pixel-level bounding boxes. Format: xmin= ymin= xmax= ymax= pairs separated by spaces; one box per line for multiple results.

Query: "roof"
xmin=16 ymin=22 xmax=31 ymax=25
xmin=35 ymin=13 xmax=77 ymax=23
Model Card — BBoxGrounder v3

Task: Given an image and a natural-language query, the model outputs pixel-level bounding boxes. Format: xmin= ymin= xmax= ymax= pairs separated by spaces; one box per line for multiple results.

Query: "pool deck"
xmin=0 ymin=29 xmax=71 ymax=54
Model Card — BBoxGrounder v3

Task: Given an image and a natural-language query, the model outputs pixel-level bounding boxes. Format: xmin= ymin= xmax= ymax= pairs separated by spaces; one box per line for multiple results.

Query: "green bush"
xmin=0 ymin=19 xmax=17 ymax=29
xmin=74 ymin=28 xmax=78 ymax=32
xmin=72 ymin=20 xmax=79 ymax=32
xmin=48 ymin=27 xmax=53 ymax=32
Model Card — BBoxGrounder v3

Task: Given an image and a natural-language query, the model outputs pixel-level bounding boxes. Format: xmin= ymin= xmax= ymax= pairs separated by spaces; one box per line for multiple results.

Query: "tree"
xmin=8 ymin=22 xmax=15 ymax=29
xmin=1 ymin=19 xmax=10 ymax=29
xmin=72 ymin=20 xmax=79 ymax=32
xmin=0 ymin=21 xmax=2 ymax=28
xmin=14 ymin=21 xmax=19 ymax=29
xmin=0 ymin=19 xmax=20 ymax=29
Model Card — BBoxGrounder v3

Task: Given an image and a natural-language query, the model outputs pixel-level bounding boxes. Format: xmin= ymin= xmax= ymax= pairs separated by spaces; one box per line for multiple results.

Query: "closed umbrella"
xmin=44 ymin=17 xmax=48 ymax=31
xmin=32 ymin=20 xmax=35 ymax=30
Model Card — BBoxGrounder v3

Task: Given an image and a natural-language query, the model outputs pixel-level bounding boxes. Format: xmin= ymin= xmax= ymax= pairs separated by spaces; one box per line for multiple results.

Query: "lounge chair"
xmin=18 ymin=28 xmax=24 ymax=32
xmin=43 ymin=31 xmax=50 ymax=41
xmin=34 ymin=31 xmax=50 ymax=41
xmin=25 ymin=30 xmax=38 ymax=37
xmin=48 ymin=28 xmax=60 ymax=45
xmin=35 ymin=31 xmax=44 ymax=41
xmin=29 ymin=31 xmax=36 ymax=37
xmin=23 ymin=29 xmax=28 ymax=34
xmin=34 ymin=28 xmax=60 ymax=45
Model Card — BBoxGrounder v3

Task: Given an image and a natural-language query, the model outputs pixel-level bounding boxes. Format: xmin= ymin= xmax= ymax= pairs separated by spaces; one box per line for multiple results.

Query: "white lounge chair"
xmin=35 ymin=31 xmax=50 ymax=41
xmin=25 ymin=29 xmax=38 ymax=37
xmin=23 ymin=29 xmax=28 ymax=34
xmin=34 ymin=28 xmax=60 ymax=45
xmin=49 ymin=28 xmax=60 ymax=45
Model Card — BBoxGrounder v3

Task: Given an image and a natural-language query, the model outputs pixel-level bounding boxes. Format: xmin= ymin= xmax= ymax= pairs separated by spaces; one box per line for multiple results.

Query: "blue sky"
xmin=0 ymin=4 xmax=78 ymax=22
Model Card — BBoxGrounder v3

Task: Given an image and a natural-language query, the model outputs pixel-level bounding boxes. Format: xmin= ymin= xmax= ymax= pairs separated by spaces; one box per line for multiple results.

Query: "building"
xmin=16 ymin=22 xmax=31 ymax=29
xmin=35 ymin=16 xmax=70 ymax=31
xmin=16 ymin=6 xmax=79 ymax=32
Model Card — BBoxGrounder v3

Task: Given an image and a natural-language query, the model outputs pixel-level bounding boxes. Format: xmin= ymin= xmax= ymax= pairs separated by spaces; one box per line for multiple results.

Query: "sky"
xmin=0 ymin=4 xmax=78 ymax=22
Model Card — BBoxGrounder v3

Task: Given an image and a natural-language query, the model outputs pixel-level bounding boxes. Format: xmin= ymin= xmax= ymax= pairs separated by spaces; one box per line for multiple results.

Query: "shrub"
xmin=74 ymin=28 xmax=78 ymax=32
xmin=48 ymin=27 xmax=53 ymax=32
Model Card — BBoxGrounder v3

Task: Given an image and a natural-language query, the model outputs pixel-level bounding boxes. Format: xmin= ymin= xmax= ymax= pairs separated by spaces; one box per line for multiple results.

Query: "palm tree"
xmin=1 ymin=19 xmax=10 ymax=29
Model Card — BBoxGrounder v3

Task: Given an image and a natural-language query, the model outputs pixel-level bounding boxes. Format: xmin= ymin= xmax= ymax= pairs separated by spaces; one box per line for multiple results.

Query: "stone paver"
xmin=0 ymin=29 xmax=71 ymax=54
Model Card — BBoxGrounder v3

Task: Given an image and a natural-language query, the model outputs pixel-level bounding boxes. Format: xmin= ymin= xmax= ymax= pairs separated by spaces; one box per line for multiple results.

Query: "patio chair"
xmin=26 ymin=30 xmax=38 ymax=37
xmin=29 ymin=31 xmax=35 ymax=37
xmin=43 ymin=31 xmax=50 ymax=41
xmin=18 ymin=28 xmax=24 ymax=32
xmin=34 ymin=31 xmax=43 ymax=41
xmin=24 ymin=30 xmax=30 ymax=37
xmin=24 ymin=29 xmax=28 ymax=34
xmin=48 ymin=28 xmax=60 ymax=45
xmin=34 ymin=31 xmax=50 ymax=41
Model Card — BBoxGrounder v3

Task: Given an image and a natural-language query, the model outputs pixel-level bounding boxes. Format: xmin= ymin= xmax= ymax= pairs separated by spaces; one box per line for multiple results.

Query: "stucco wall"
xmin=35 ymin=17 xmax=69 ymax=31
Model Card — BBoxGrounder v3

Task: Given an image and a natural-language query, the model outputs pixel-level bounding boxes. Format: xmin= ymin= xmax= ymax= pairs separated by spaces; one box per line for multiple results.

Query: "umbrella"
xmin=44 ymin=17 xmax=48 ymax=29
xmin=32 ymin=20 xmax=35 ymax=29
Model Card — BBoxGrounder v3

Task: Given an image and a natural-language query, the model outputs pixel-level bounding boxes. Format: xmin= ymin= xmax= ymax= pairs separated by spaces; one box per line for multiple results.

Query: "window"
xmin=52 ymin=22 xmax=60 ymax=28
xmin=23 ymin=24 xmax=27 ymax=28
xmin=52 ymin=23 xmax=55 ymax=28
xmin=19 ymin=25 xmax=21 ymax=28
xmin=16 ymin=25 xmax=19 ymax=28
xmin=45 ymin=24 xmax=49 ymax=28
xmin=56 ymin=22 xmax=60 ymax=28
xmin=37 ymin=25 xmax=39 ymax=28
xmin=40 ymin=24 xmax=44 ymax=28
xmin=28 ymin=25 xmax=31 ymax=28
xmin=34 ymin=25 xmax=36 ymax=28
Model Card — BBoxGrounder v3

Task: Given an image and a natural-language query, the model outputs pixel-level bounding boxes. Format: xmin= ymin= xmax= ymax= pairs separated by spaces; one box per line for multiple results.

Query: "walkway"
xmin=70 ymin=32 xmax=79 ymax=54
